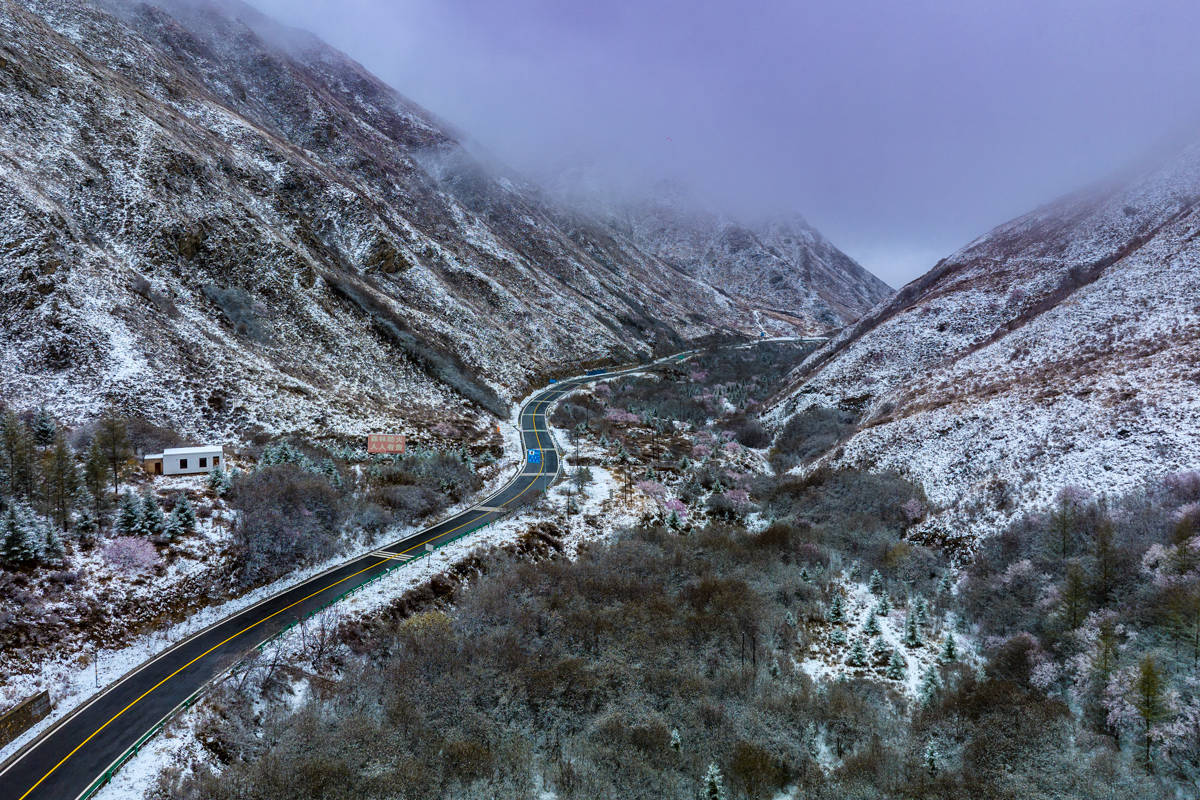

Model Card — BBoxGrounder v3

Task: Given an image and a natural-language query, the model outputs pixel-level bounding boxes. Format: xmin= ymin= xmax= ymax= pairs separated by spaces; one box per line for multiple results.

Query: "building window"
xmin=213 ymin=455 xmax=220 ymax=466
xmin=199 ymin=457 xmax=207 ymax=468
xmin=180 ymin=458 xmax=188 ymax=470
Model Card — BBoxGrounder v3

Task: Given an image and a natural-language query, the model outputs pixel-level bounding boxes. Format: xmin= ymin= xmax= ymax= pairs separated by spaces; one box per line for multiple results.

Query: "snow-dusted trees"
xmin=1 ymin=504 xmax=41 ymax=567
xmin=141 ymin=492 xmax=165 ymax=539
xmin=703 ymin=762 xmax=727 ymax=800
xmin=94 ymin=410 xmax=130 ymax=500
xmin=827 ymin=593 xmax=846 ymax=624
xmin=886 ymin=649 xmax=907 ymax=680
xmin=43 ymin=432 xmax=77 ymax=531
xmin=869 ymin=569 xmax=884 ymax=596
xmin=117 ymin=490 xmax=143 ymax=536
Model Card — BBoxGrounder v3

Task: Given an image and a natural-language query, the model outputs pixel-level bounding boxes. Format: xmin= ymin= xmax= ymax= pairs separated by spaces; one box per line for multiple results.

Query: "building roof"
xmin=162 ymin=446 xmax=225 ymax=455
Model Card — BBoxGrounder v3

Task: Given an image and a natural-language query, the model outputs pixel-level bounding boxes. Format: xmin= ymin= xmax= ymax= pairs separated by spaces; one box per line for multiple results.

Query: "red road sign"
xmin=367 ymin=433 xmax=406 ymax=454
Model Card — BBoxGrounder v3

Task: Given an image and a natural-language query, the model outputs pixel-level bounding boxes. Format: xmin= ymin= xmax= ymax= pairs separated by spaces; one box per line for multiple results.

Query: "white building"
xmin=144 ymin=446 xmax=225 ymax=476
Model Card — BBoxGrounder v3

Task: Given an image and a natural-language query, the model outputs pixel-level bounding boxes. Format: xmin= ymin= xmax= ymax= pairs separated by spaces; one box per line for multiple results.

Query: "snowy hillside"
xmin=768 ymin=140 xmax=1200 ymax=547
xmin=0 ymin=0 xmax=847 ymax=442
xmin=554 ymin=179 xmax=893 ymax=332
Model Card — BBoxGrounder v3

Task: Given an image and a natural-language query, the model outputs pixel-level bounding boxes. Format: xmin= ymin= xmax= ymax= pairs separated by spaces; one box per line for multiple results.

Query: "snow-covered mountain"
xmin=0 ymin=0 xmax=883 ymax=441
xmin=768 ymin=140 xmax=1200 ymax=548
xmin=551 ymin=178 xmax=893 ymax=331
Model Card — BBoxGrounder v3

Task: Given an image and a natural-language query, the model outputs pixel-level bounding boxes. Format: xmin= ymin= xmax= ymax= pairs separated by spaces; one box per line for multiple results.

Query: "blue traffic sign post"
xmin=527 ymin=449 xmax=541 ymax=464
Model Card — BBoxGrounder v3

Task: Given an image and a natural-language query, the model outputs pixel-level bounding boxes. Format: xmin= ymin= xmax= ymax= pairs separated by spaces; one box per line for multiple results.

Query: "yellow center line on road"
xmin=20 ymin=394 xmax=559 ymax=800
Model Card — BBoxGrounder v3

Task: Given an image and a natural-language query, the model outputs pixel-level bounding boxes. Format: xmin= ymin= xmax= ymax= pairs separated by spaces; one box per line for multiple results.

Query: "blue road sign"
xmin=527 ymin=449 xmax=542 ymax=464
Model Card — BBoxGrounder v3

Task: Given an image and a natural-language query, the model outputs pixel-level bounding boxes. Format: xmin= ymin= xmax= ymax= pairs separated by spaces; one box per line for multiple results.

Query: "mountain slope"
xmin=550 ymin=178 xmax=893 ymax=332
xmin=768 ymin=141 xmax=1200 ymax=547
xmin=0 ymin=0 xmax=848 ymax=441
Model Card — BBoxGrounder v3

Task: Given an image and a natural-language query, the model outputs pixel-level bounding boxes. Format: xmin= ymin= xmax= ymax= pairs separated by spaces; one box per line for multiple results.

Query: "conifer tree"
xmin=95 ymin=411 xmax=129 ymax=500
xmin=1 ymin=412 xmax=33 ymax=500
xmin=939 ymin=573 xmax=953 ymax=595
xmin=703 ymin=762 xmax=727 ymax=800
xmin=871 ymin=636 xmax=890 ymax=663
xmin=43 ymin=525 xmax=65 ymax=567
xmin=914 ymin=595 xmax=929 ymax=628
xmin=142 ymin=493 xmax=165 ymax=539
xmin=868 ymin=569 xmax=884 ymax=596
xmin=83 ymin=442 xmax=111 ymax=522
xmin=2 ymin=504 xmax=40 ymax=567
xmin=886 ymin=649 xmax=907 ymax=680
xmin=847 ymin=638 xmax=867 ymax=667
xmin=670 ymin=728 xmax=681 ymax=752
xmin=32 ymin=409 xmax=56 ymax=448
xmin=117 ymin=490 xmax=142 ymax=536
xmin=74 ymin=496 xmax=98 ymax=543
xmin=877 ymin=594 xmax=891 ymax=616
xmin=208 ymin=467 xmax=231 ymax=497
xmin=827 ymin=593 xmax=845 ymax=624
xmin=940 ymin=633 xmax=958 ymax=663
xmin=44 ymin=433 xmax=77 ymax=531
xmin=918 ymin=666 xmax=943 ymax=705
xmin=904 ymin=612 xmax=923 ymax=648
xmin=924 ymin=741 xmax=939 ymax=777
xmin=174 ymin=495 xmax=196 ymax=533
xmin=863 ymin=611 xmax=881 ymax=637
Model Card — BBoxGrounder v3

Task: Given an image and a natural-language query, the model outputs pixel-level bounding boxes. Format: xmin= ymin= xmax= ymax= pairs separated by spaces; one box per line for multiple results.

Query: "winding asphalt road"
xmin=0 ymin=355 xmax=689 ymax=800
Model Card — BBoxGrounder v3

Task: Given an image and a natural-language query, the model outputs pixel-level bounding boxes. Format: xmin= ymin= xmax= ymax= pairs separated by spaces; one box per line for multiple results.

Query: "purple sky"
xmin=249 ymin=0 xmax=1200 ymax=287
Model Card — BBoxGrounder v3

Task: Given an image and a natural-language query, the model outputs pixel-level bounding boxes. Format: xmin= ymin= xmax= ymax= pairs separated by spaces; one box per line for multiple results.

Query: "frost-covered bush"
xmin=104 ymin=536 xmax=159 ymax=574
xmin=229 ymin=465 xmax=343 ymax=587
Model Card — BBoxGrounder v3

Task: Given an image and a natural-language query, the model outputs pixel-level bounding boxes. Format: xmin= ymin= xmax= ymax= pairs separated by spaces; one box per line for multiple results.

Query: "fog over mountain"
xmin=249 ymin=0 xmax=1200 ymax=286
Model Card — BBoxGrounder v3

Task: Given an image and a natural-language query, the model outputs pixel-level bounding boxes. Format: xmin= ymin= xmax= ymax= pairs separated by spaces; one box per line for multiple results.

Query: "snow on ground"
xmin=796 ymin=577 xmax=977 ymax=700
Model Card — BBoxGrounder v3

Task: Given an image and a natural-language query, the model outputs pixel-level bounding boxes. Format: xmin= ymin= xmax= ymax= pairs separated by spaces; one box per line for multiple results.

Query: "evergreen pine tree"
xmin=827 ymin=593 xmax=845 ymax=624
xmin=174 ymin=495 xmax=196 ymax=533
xmin=904 ymin=612 xmax=923 ymax=648
xmin=800 ymin=567 xmax=811 ymax=583
xmin=667 ymin=510 xmax=681 ymax=530
xmin=924 ymin=741 xmax=939 ymax=777
xmin=939 ymin=573 xmax=953 ymax=595
xmin=141 ymin=493 xmax=165 ymax=538
xmin=2 ymin=504 xmax=40 ymax=566
xmin=95 ymin=411 xmax=129 ymax=500
xmin=914 ymin=595 xmax=930 ymax=627
xmin=32 ymin=409 xmax=56 ymax=448
xmin=886 ymin=649 xmax=907 ymax=680
xmin=918 ymin=666 xmax=943 ymax=705
xmin=44 ymin=433 xmax=77 ymax=531
xmin=804 ymin=721 xmax=819 ymax=758
xmin=162 ymin=506 xmax=181 ymax=543
xmin=829 ymin=628 xmax=847 ymax=645
xmin=43 ymin=525 xmax=65 ymax=567
xmin=83 ymin=442 xmax=111 ymax=522
xmin=784 ymin=610 xmax=797 ymax=628
xmin=117 ymin=490 xmax=142 ymax=536
xmin=847 ymin=638 xmax=867 ymax=667
xmin=73 ymin=496 xmax=98 ymax=543
xmin=863 ymin=611 xmax=881 ymax=637
xmin=940 ymin=633 xmax=958 ymax=663
xmin=877 ymin=594 xmax=891 ymax=616
xmin=868 ymin=569 xmax=884 ymax=596
xmin=670 ymin=728 xmax=681 ymax=752
xmin=703 ymin=762 xmax=727 ymax=800
xmin=871 ymin=636 xmax=890 ymax=663
xmin=208 ymin=467 xmax=231 ymax=497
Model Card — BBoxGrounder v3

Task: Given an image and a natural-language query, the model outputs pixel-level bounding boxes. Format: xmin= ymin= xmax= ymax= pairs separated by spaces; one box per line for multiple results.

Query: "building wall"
xmin=162 ymin=449 xmax=224 ymax=476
